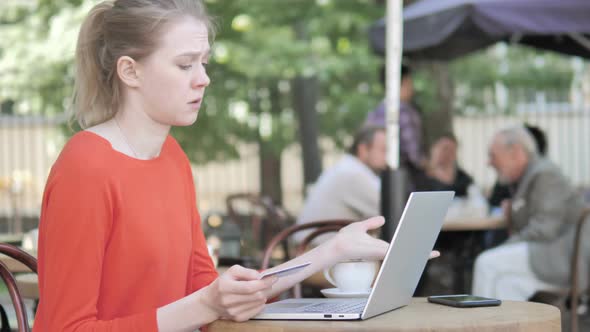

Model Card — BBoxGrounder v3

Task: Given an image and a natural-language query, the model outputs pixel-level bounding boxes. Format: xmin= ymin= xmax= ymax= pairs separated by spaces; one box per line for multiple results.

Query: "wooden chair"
xmin=225 ymin=193 xmax=293 ymax=260
xmin=530 ymin=206 xmax=590 ymax=332
xmin=0 ymin=244 xmax=37 ymax=332
xmin=261 ymin=220 xmax=353 ymax=298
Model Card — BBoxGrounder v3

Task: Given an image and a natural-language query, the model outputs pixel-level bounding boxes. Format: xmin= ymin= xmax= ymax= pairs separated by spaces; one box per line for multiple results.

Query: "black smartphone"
xmin=428 ymin=294 xmax=501 ymax=308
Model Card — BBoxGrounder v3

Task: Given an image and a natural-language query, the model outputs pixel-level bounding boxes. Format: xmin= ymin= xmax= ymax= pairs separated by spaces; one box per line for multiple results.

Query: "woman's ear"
xmin=116 ymin=56 xmax=140 ymax=88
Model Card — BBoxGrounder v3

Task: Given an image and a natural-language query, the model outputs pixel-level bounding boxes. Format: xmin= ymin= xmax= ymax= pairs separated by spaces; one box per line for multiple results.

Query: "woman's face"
xmin=430 ymin=137 xmax=457 ymax=166
xmin=136 ymin=16 xmax=210 ymax=127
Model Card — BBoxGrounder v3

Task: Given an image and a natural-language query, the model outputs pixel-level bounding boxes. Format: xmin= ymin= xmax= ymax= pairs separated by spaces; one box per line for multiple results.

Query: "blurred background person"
xmin=485 ymin=124 xmax=548 ymax=247
xmin=488 ymin=123 xmax=548 ymax=208
xmin=296 ymin=125 xmax=387 ymax=243
xmin=366 ymin=65 xmax=426 ymax=174
xmin=427 ymin=133 xmax=473 ymax=197
xmin=426 ymin=133 xmax=487 ymax=219
xmin=472 ymin=126 xmax=587 ymax=301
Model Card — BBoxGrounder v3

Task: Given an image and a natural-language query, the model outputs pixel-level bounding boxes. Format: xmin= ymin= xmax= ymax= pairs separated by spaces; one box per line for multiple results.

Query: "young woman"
xmin=34 ymin=1 xmax=434 ymax=331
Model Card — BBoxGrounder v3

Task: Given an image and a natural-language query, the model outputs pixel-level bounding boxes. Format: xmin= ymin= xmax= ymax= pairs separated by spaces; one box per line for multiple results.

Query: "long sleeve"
xmin=180 ymin=156 xmax=218 ymax=294
xmin=399 ymin=103 xmax=423 ymax=168
xmin=187 ymin=179 xmax=218 ymax=293
xmin=515 ymin=171 xmax=574 ymax=242
xmin=35 ymin=166 xmax=158 ymax=332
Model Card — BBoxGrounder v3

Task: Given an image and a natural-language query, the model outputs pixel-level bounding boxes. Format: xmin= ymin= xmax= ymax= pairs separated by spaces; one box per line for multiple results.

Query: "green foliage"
xmin=0 ymin=0 xmax=384 ymax=163
xmin=454 ymin=45 xmax=576 ymax=115
xmin=0 ymin=1 xmax=91 ymax=115
xmin=1 ymin=0 xmax=579 ymax=164
xmin=413 ymin=44 xmax=577 ymax=115
xmin=177 ymin=0 xmax=385 ymax=161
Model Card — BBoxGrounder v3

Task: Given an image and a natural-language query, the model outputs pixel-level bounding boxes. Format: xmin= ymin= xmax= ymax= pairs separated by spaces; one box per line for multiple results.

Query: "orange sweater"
xmin=33 ymin=131 xmax=218 ymax=331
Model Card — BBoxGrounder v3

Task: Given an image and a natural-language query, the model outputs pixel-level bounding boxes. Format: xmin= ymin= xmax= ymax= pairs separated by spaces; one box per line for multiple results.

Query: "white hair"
xmin=495 ymin=126 xmax=538 ymax=157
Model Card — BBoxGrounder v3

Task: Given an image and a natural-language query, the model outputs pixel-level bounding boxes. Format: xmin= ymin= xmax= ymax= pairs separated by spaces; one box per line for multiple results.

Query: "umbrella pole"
xmin=380 ymin=0 xmax=407 ymax=241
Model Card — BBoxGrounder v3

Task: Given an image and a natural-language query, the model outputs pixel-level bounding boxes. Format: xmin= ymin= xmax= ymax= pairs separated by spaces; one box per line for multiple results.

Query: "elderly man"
xmin=472 ymin=126 xmax=587 ymax=301
xmin=295 ymin=125 xmax=387 ymax=242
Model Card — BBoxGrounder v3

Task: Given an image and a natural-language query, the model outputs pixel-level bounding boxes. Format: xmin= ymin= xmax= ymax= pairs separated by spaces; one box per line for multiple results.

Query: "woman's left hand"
xmin=329 ymin=216 xmax=440 ymax=263
xmin=329 ymin=216 xmax=389 ymax=262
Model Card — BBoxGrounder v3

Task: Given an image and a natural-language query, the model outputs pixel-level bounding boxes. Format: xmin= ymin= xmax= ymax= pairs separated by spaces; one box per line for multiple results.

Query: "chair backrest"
xmin=226 ymin=193 xmax=293 ymax=259
xmin=261 ymin=220 xmax=353 ymax=298
xmin=569 ymin=206 xmax=590 ymax=332
xmin=0 ymin=244 xmax=37 ymax=332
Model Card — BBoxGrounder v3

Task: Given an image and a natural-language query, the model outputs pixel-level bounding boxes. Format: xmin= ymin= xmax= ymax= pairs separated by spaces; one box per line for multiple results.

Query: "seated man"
xmin=488 ymin=123 xmax=548 ymax=207
xmin=295 ymin=125 xmax=386 ymax=243
xmin=472 ymin=126 xmax=587 ymax=301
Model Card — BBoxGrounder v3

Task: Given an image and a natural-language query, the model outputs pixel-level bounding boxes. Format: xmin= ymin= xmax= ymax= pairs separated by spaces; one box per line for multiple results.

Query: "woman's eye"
xmin=179 ymin=64 xmax=193 ymax=70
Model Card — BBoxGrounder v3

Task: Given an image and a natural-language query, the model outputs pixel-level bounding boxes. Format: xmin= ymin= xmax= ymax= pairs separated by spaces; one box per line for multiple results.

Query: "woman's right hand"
xmin=199 ymin=265 xmax=278 ymax=322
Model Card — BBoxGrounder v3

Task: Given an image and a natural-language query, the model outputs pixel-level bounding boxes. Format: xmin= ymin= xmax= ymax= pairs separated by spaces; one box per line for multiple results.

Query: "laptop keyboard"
xmin=300 ymin=300 xmax=367 ymax=313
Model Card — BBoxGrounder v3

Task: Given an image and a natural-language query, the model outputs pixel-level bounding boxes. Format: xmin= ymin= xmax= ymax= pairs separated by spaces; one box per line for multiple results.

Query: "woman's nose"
xmin=191 ymin=66 xmax=210 ymax=89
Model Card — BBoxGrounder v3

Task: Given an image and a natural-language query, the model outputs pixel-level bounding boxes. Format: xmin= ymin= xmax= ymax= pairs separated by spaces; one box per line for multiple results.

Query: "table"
xmin=0 ymin=250 xmax=38 ymax=300
xmin=439 ymin=216 xmax=507 ymax=293
xmin=442 ymin=215 xmax=506 ymax=232
xmin=0 ymin=249 xmax=36 ymax=273
xmin=301 ymin=217 xmax=508 ymax=292
xmin=0 ymin=233 xmax=24 ymax=245
xmin=216 ymin=266 xmax=229 ymax=275
xmin=209 ymin=298 xmax=561 ymax=332
xmin=0 ymin=254 xmax=30 ymax=273
xmin=15 ymin=273 xmax=38 ymax=300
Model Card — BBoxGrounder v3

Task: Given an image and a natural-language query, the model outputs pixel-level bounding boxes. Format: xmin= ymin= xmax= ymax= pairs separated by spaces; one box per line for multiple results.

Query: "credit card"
xmin=259 ymin=262 xmax=311 ymax=280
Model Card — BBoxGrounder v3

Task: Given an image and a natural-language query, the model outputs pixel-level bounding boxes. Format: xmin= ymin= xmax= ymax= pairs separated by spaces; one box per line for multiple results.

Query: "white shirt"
xmin=295 ymin=154 xmax=381 ymax=243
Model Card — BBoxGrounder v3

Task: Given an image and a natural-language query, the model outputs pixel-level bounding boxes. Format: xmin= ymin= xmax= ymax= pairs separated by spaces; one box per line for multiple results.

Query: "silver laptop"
xmin=253 ymin=191 xmax=454 ymax=321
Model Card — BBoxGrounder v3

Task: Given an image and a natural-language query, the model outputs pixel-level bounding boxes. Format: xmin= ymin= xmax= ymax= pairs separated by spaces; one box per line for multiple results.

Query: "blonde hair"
xmin=72 ymin=0 xmax=214 ymax=128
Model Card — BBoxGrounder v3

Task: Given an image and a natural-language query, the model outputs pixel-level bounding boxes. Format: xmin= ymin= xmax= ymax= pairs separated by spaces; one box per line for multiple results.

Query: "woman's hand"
xmin=199 ymin=265 xmax=277 ymax=322
xmin=328 ymin=216 xmax=440 ymax=263
xmin=329 ymin=216 xmax=389 ymax=262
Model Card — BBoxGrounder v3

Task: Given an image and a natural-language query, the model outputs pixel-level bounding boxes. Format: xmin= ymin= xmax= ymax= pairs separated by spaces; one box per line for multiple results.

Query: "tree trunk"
xmin=293 ymin=75 xmax=322 ymax=188
xmin=258 ymin=141 xmax=282 ymax=204
xmin=293 ymin=21 xmax=322 ymax=193
xmin=257 ymin=80 xmax=284 ymax=204
xmin=421 ymin=61 xmax=454 ymax=146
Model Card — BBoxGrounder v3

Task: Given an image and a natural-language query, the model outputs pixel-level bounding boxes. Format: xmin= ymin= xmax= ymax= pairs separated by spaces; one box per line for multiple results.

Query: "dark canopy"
xmin=369 ymin=0 xmax=590 ymax=60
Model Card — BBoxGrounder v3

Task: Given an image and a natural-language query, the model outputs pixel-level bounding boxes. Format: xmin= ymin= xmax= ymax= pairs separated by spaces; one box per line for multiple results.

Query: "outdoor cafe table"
xmin=302 ymin=215 xmax=508 ymax=290
xmin=0 ymin=233 xmax=24 ymax=246
xmin=441 ymin=215 xmax=507 ymax=293
xmin=442 ymin=215 xmax=506 ymax=231
xmin=1 ymin=216 xmax=508 ymax=303
xmin=209 ymin=297 xmax=561 ymax=332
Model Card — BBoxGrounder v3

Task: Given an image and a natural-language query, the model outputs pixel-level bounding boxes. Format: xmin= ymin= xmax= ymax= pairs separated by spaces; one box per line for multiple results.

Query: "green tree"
xmin=410 ymin=45 xmax=576 ymax=145
xmin=0 ymin=0 xmax=91 ymax=115
xmin=0 ymin=0 xmax=385 ymax=203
